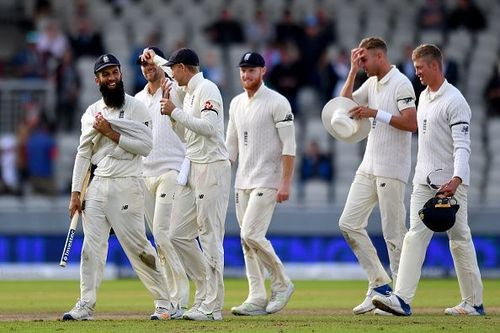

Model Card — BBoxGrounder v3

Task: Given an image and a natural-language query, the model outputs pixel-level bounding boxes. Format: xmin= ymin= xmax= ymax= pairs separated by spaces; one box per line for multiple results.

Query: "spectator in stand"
xmin=316 ymin=48 xmax=339 ymax=106
xmin=25 ymin=113 xmax=58 ymax=196
xmin=484 ymin=59 xmax=500 ymax=118
xmin=331 ymin=49 xmax=351 ymax=97
xmin=69 ymin=15 xmax=105 ymax=59
xmin=267 ymin=44 xmax=303 ymax=118
xmin=37 ymin=18 xmax=69 ymax=63
xmin=12 ymin=31 xmax=47 ymax=79
xmin=245 ymin=9 xmax=275 ymax=50
xmin=54 ymin=48 xmax=80 ymax=132
xmin=417 ymin=0 xmax=447 ymax=33
xmin=447 ymin=0 xmax=486 ymax=33
xmin=0 ymin=134 xmax=19 ymax=195
xmin=204 ymin=9 xmax=245 ymax=46
xmin=274 ymin=9 xmax=304 ymax=45
xmin=201 ymin=49 xmax=226 ymax=95
xmin=300 ymin=14 xmax=331 ymax=87
xmin=315 ymin=8 xmax=336 ymax=45
xmin=298 ymin=140 xmax=334 ymax=202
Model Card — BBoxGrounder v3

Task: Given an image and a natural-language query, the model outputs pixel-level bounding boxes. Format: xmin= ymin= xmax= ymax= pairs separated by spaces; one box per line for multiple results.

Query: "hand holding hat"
xmin=321 ymin=97 xmax=371 ymax=143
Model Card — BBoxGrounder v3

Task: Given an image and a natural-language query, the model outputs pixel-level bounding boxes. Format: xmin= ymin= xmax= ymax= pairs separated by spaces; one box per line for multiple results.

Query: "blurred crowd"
xmin=1 ymin=0 xmax=500 ymax=198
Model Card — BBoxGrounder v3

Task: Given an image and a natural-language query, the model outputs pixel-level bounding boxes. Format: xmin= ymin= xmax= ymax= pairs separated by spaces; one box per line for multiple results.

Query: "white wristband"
xmin=375 ymin=110 xmax=392 ymax=124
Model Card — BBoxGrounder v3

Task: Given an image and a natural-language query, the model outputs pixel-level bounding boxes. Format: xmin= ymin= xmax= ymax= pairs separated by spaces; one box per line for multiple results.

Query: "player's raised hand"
xmin=350 ymin=47 xmax=365 ymax=72
xmin=141 ymin=48 xmax=156 ymax=64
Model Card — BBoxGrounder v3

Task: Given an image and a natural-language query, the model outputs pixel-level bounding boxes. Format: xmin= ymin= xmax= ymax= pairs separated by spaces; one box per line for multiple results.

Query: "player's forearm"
xmin=171 ymin=108 xmax=217 ymax=137
xmin=339 ymin=69 xmax=358 ymax=99
xmin=281 ymin=155 xmax=295 ymax=185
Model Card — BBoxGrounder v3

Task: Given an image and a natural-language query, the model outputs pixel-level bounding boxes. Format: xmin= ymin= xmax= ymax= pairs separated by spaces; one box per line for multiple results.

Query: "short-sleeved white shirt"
xmin=226 ymin=84 xmax=295 ymax=189
xmin=353 ymin=66 xmax=416 ymax=183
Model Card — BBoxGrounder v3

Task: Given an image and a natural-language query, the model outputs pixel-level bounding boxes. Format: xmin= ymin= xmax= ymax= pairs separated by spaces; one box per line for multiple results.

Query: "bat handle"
xmin=59 ymin=212 xmax=79 ymax=267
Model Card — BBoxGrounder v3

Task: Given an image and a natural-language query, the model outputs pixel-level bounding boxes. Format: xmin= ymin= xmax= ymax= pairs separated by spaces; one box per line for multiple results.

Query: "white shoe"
xmin=372 ymin=294 xmax=412 ymax=316
xmin=169 ymin=306 xmax=185 ymax=320
xmin=266 ymin=282 xmax=295 ymax=314
xmin=150 ymin=306 xmax=170 ymax=320
xmin=373 ymin=308 xmax=393 ymax=316
xmin=231 ymin=302 xmax=267 ymax=316
xmin=183 ymin=308 xmax=222 ymax=321
xmin=444 ymin=301 xmax=485 ymax=316
xmin=353 ymin=284 xmax=392 ymax=315
xmin=62 ymin=300 xmax=94 ymax=321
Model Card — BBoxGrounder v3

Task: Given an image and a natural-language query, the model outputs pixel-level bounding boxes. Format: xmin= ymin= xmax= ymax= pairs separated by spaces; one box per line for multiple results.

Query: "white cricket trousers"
xmin=339 ymin=172 xmax=407 ymax=289
xmin=235 ymin=188 xmax=291 ymax=307
xmin=169 ymin=160 xmax=231 ymax=315
xmin=144 ymin=170 xmax=190 ymax=309
xmin=80 ymin=176 xmax=170 ymax=309
xmin=395 ymin=184 xmax=483 ymax=305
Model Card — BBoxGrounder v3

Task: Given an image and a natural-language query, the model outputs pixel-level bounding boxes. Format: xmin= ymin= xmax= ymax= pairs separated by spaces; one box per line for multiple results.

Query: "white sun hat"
xmin=321 ymin=97 xmax=371 ymax=144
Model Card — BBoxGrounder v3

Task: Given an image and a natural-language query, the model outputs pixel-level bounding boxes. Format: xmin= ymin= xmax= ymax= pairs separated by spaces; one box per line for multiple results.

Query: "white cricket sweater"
xmin=170 ymin=72 xmax=228 ymax=163
xmin=353 ymin=66 xmax=416 ymax=183
xmin=135 ymin=82 xmax=185 ymax=177
xmin=71 ymin=94 xmax=152 ymax=192
xmin=226 ymin=84 xmax=295 ymax=190
xmin=413 ymin=80 xmax=471 ymax=186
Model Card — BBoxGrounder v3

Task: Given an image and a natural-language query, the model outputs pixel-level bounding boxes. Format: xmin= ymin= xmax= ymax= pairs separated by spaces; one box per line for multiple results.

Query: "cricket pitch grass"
xmin=0 ymin=278 xmax=498 ymax=332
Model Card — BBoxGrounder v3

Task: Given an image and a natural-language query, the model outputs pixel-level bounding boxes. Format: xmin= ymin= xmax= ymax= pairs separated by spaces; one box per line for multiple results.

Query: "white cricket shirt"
xmin=413 ymin=80 xmax=471 ymax=186
xmin=353 ymin=66 xmax=416 ymax=183
xmin=226 ymin=84 xmax=295 ymax=190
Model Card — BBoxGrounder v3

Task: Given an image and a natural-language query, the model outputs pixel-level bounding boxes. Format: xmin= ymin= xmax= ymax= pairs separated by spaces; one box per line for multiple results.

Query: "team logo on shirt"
xmin=204 ymin=101 xmax=213 ymax=110
xmin=201 ymin=100 xmax=218 ymax=115
xmin=119 ymin=110 xmax=125 ymax=118
xmin=461 ymin=125 xmax=469 ymax=135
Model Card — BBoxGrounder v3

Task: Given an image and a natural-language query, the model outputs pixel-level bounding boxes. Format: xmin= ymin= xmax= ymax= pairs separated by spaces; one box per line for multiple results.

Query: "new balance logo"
xmin=122 ymin=205 xmax=128 ymax=210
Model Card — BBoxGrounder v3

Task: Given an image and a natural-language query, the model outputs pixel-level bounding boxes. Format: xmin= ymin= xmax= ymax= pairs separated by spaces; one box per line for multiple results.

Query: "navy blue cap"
xmin=165 ymin=48 xmax=199 ymax=66
xmin=94 ymin=54 xmax=120 ymax=73
xmin=136 ymin=46 xmax=165 ymax=65
xmin=238 ymin=52 xmax=265 ymax=68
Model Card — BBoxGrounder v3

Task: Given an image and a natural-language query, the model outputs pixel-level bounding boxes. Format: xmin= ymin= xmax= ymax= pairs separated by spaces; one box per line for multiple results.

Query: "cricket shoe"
xmin=231 ymin=302 xmax=267 ymax=316
xmin=353 ymin=284 xmax=392 ymax=315
xmin=444 ymin=301 xmax=485 ymax=316
xmin=62 ymin=300 xmax=94 ymax=321
xmin=266 ymin=282 xmax=295 ymax=314
xmin=169 ymin=305 xmax=186 ymax=320
xmin=183 ymin=308 xmax=222 ymax=321
xmin=150 ymin=306 xmax=170 ymax=320
xmin=372 ymin=294 xmax=412 ymax=316
xmin=373 ymin=309 xmax=393 ymax=316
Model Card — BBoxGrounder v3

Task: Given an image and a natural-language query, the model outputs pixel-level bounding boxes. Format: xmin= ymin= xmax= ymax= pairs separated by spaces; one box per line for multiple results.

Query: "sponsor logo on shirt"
xmin=119 ymin=110 xmax=125 ymax=118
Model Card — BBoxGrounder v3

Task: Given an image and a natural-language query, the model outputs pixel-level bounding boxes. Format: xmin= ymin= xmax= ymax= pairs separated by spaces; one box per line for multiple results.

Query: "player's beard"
xmin=100 ymin=80 xmax=125 ymax=108
xmin=242 ymin=78 xmax=262 ymax=91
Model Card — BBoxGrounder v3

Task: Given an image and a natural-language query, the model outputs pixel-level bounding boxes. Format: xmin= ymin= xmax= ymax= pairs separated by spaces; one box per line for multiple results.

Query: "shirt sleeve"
xmin=225 ymin=99 xmax=239 ymax=162
xmin=171 ymin=85 xmax=222 ymax=137
xmin=449 ymin=98 xmax=471 ymax=184
xmin=395 ymin=82 xmax=416 ymax=111
xmin=352 ymin=79 xmax=370 ymax=106
xmin=71 ymin=107 xmax=94 ymax=192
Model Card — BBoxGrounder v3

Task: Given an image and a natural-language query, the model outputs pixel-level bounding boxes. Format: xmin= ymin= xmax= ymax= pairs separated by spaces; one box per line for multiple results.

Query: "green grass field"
xmin=0 ymin=278 xmax=498 ymax=332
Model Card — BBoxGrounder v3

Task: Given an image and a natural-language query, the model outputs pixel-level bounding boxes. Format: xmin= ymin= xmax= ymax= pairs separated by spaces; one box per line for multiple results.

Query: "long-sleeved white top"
xmin=135 ymin=82 xmax=185 ymax=177
xmin=353 ymin=66 xmax=416 ymax=183
xmin=169 ymin=72 xmax=228 ymax=163
xmin=226 ymin=84 xmax=296 ymax=190
xmin=71 ymin=94 xmax=152 ymax=192
xmin=413 ymin=80 xmax=471 ymax=186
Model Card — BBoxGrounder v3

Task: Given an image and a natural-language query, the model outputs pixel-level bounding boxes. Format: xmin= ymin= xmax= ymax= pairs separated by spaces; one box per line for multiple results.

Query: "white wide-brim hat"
xmin=321 ymin=97 xmax=371 ymax=144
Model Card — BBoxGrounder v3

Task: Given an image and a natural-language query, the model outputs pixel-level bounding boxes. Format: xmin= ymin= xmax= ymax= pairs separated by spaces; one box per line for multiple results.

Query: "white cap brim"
xmin=321 ymin=97 xmax=371 ymax=144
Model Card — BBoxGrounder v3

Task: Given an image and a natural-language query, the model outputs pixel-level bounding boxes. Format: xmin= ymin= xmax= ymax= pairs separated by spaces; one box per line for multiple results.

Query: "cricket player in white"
xmin=143 ymin=47 xmax=230 ymax=321
xmin=63 ymin=54 xmax=172 ymax=321
xmin=337 ymin=37 xmax=417 ymax=315
xmin=372 ymin=44 xmax=485 ymax=316
xmin=134 ymin=46 xmax=189 ymax=316
xmin=226 ymin=52 xmax=296 ymax=316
